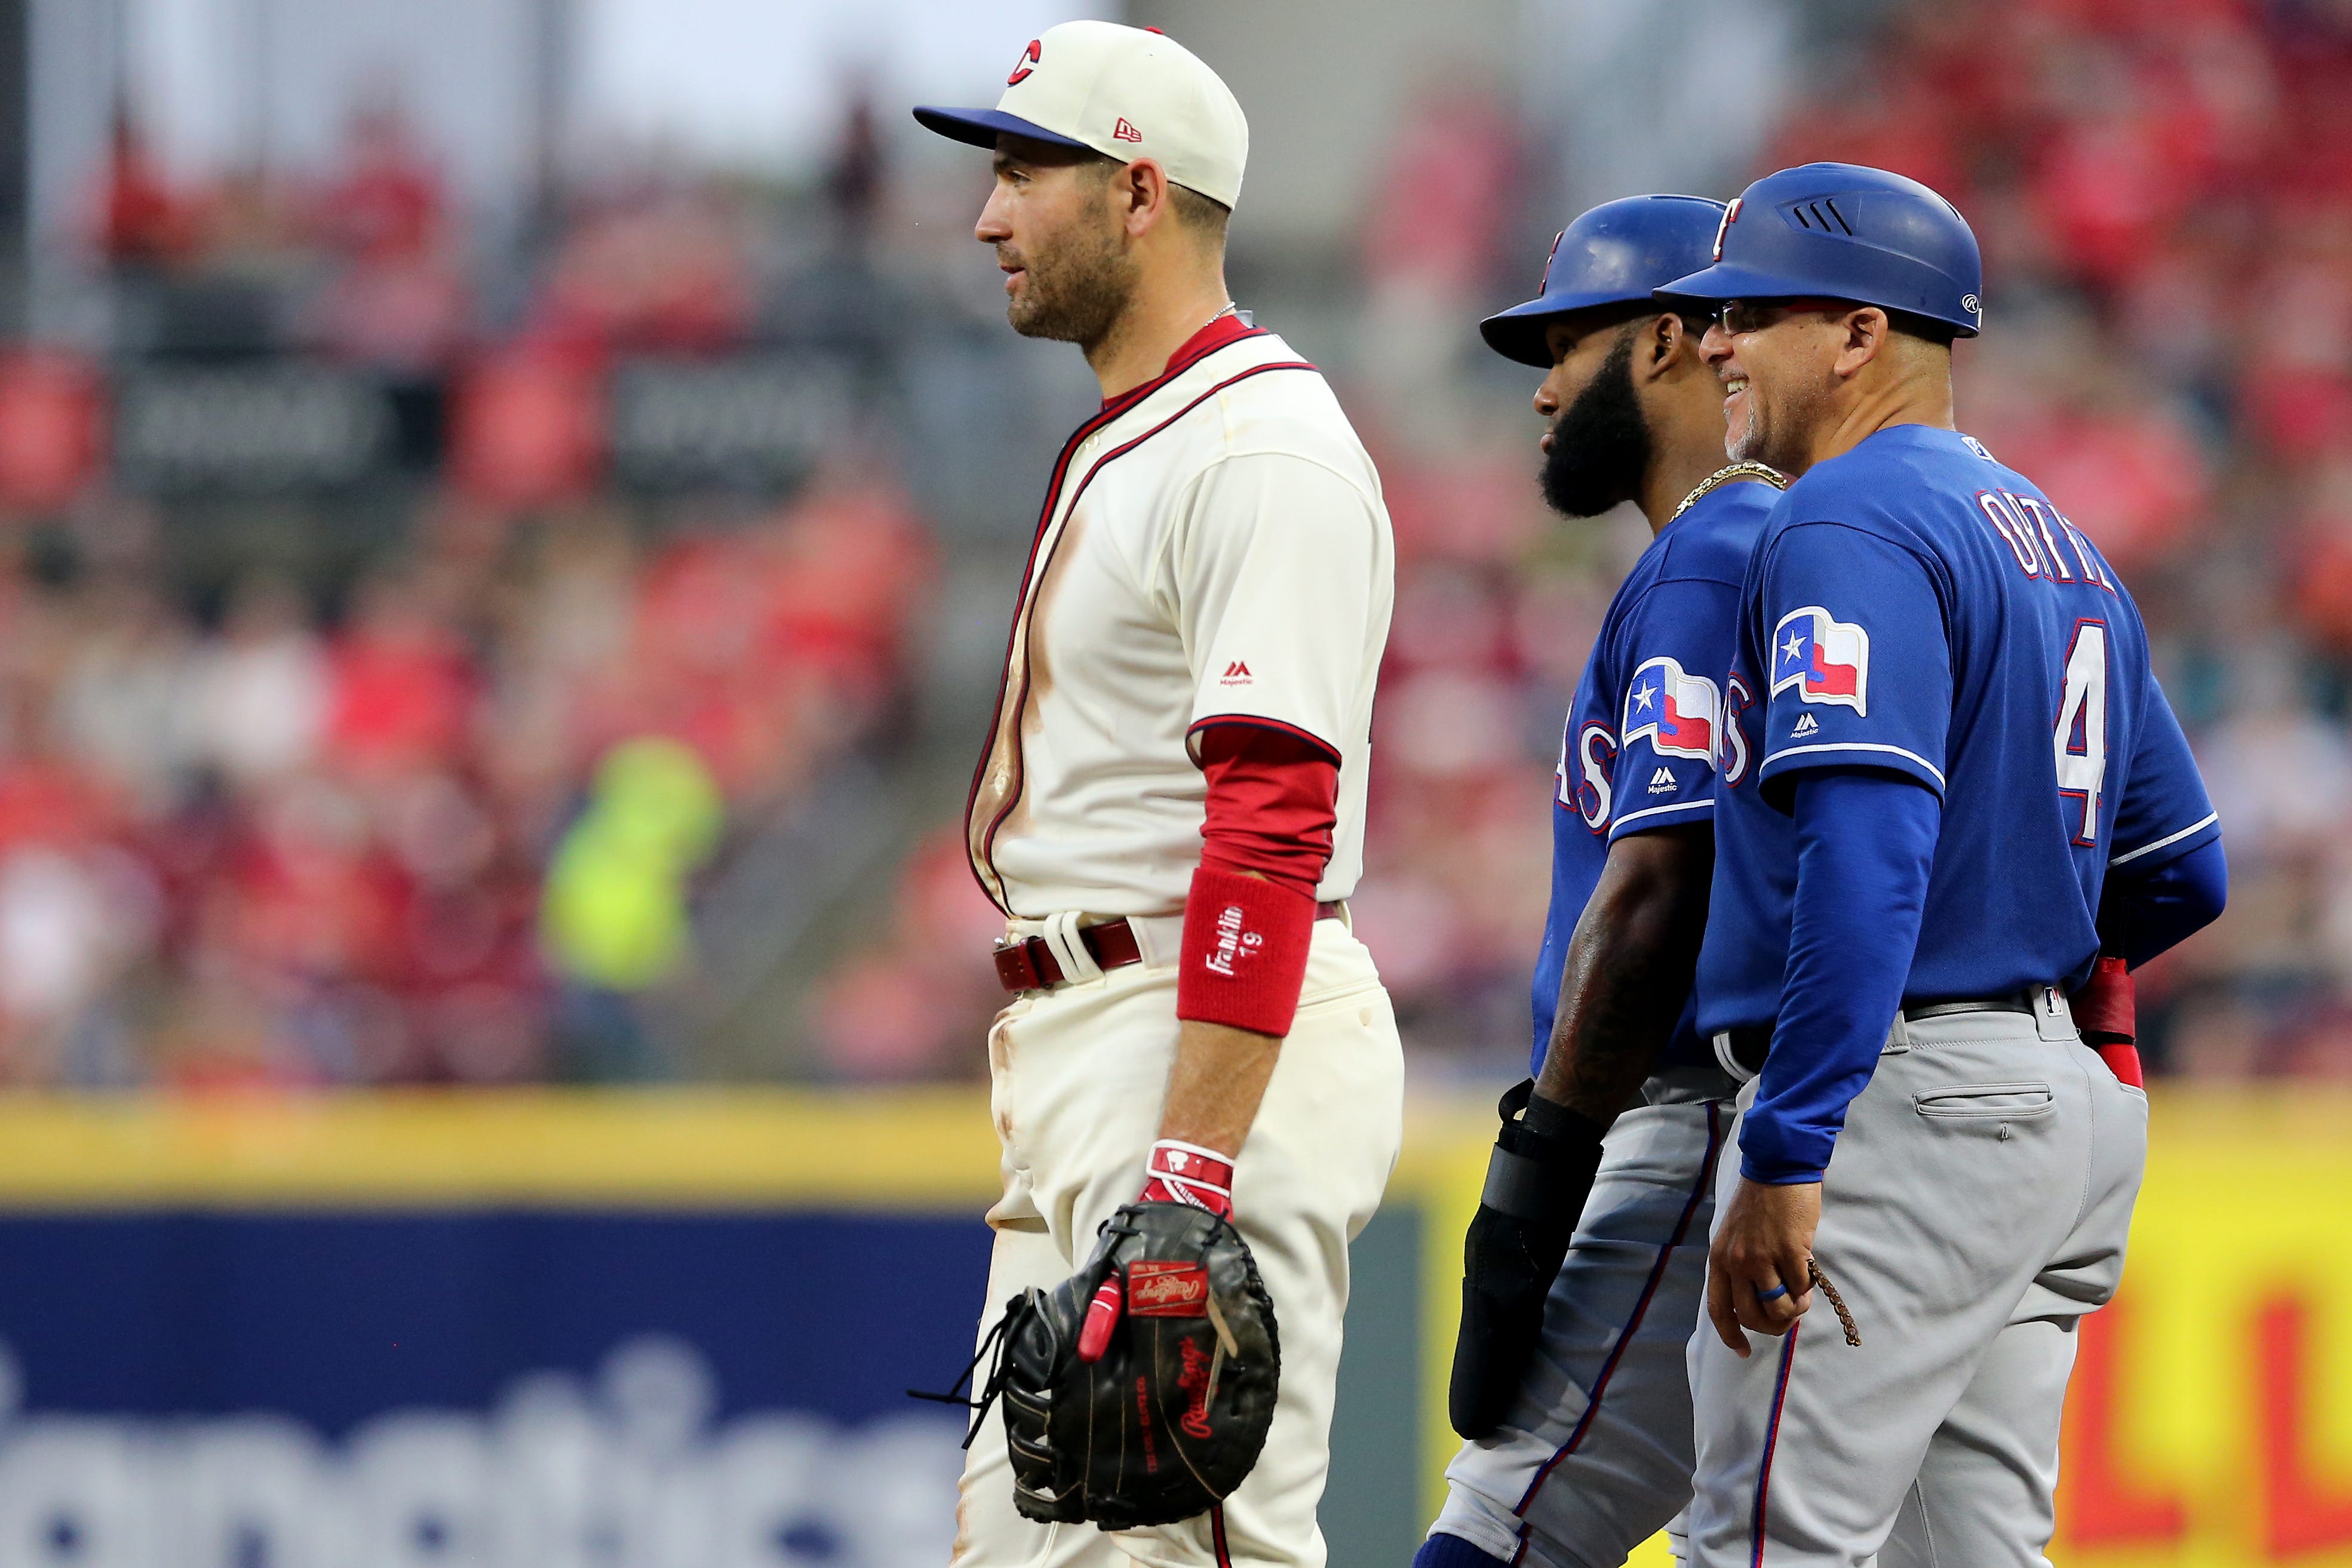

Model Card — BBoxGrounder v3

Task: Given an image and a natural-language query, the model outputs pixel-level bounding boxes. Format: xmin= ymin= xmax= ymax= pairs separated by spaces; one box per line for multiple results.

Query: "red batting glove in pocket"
xmin=2074 ymin=955 xmax=2143 ymax=1087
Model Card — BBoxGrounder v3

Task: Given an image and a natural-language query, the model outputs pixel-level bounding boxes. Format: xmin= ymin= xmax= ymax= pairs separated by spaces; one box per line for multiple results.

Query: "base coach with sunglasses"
xmin=1659 ymin=164 xmax=2227 ymax=1566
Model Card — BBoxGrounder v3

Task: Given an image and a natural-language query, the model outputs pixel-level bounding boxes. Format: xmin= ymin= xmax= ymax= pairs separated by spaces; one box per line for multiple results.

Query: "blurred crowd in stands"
xmin=0 ymin=483 xmax=929 ymax=1087
xmin=820 ymin=0 xmax=2352 ymax=1087
xmin=5 ymin=0 xmax=2351 ymax=1087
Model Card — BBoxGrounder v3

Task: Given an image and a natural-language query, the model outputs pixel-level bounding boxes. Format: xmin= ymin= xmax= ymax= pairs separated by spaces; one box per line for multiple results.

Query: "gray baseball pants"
xmin=1684 ymin=991 xmax=2147 ymax=1568
xmin=1427 ymin=1069 xmax=1737 ymax=1568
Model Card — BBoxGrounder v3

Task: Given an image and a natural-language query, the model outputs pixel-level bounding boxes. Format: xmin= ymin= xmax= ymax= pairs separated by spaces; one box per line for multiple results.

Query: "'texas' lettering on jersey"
xmin=1558 ymin=721 xmax=1617 ymax=833
xmin=1770 ymin=607 xmax=1870 ymax=714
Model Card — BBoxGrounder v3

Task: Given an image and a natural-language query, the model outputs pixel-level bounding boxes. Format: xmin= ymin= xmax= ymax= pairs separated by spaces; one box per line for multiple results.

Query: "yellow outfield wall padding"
xmin=0 ymin=1089 xmax=1006 ymax=1208
xmin=0 ymin=1087 xmax=2342 ymax=1567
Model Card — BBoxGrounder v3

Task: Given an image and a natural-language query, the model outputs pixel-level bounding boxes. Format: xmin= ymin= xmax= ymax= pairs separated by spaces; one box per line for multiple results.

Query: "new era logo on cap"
xmin=914 ymin=20 xmax=1249 ymax=210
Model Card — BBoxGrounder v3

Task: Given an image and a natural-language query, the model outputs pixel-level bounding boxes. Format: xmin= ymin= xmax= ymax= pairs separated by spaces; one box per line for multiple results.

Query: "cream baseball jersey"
xmin=966 ymin=322 xmax=1393 ymax=918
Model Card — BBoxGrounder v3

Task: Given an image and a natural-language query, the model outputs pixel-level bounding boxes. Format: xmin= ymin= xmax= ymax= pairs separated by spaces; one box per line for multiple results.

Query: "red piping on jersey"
xmin=1509 ymin=1102 xmax=1725 ymax=1544
xmin=1751 ymin=1321 xmax=1802 ymax=1566
xmin=1210 ymin=1504 xmax=1234 ymax=1567
xmin=962 ymin=325 xmax=1277 ymax=909
xmin=965 ymin=346 xmax=1321 ymax=913
xmin=1104 ymin=310 xmax=1257 ymax=407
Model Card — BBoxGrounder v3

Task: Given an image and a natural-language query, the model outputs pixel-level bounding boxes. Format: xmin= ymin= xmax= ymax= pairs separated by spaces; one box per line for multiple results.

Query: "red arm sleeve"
xmin=1195 ymin=722 xmax=1339 ymax=897
xmin=1177 ymin=723 xmax=1340 ymax=1035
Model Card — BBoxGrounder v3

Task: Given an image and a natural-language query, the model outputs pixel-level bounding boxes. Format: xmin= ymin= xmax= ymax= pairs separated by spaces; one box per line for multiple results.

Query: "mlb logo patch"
xmin=1770 ymin=607 xmax=1870 ymax=715
xmin=1623 ymin=656 xmax=1720 ymax=763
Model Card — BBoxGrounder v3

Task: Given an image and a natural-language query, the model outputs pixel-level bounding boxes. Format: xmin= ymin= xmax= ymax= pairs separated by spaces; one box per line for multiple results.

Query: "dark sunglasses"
xmin=1699 ymin=298 xmax=1857 ymax=335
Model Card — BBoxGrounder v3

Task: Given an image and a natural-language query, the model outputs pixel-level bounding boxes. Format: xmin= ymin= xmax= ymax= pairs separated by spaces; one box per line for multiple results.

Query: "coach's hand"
xmin=1706 ymin=1176 xmax=1821 ymax=1355
xmin=1448 ymin=1082 xmax=1607 ymax=1439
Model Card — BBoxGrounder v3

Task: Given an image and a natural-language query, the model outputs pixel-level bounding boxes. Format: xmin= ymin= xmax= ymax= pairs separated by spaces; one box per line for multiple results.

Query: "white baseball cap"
xmin=914 ymin=20 xmax=1248 ymax=210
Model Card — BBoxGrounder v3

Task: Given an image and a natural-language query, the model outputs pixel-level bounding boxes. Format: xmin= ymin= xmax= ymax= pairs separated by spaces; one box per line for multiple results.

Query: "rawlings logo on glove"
xmin=1129 ymin=1261 xmax=1211 ymax=1315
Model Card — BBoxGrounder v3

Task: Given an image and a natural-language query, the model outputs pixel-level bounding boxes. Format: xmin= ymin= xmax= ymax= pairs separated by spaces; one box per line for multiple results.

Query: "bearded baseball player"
xmin=1413 ymin=196 xmax=1783 ymax=1568
xmin=911 ymin=21 xmax=1401 ymax=1568
xmin=1650 ymin=162 xmax=2228 ymax=1565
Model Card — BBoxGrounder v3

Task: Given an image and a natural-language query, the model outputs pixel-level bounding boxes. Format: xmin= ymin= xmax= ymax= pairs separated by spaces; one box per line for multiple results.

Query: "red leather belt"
xmin=994 ymin=903 xmax=1344 ymax=995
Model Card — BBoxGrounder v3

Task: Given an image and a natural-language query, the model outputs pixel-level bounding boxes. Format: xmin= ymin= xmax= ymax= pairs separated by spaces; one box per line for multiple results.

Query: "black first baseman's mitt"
xmin=936 ymin=1200 xmax=1279 ymax=1530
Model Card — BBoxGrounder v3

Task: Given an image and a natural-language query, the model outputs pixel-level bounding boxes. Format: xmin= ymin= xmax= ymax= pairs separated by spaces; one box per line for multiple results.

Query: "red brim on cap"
xmin=911 ymin=106 xmax=1093 ymax=153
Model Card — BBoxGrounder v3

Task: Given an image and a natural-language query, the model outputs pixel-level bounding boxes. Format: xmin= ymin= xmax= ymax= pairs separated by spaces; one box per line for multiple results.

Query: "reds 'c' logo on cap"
xmin=1712 ymin=197 xmax=1742 ymax=262
xmin=1008 ymin=38 xmax=1041 ymax=85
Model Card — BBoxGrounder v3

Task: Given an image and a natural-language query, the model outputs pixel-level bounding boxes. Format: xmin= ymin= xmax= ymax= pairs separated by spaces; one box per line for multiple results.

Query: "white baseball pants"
xmin=950 ymin=915 xmax=1404 ymax=1568
xmin=1426 ymin=1074 xmax=1733 ymax=1568
xmin=1684 ymin=995 xmax=2147 ymax=1568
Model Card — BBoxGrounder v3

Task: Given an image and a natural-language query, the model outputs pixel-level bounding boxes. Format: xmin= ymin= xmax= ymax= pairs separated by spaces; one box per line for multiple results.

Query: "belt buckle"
xmin=992 ymin=936 xmax=1045 ymax=994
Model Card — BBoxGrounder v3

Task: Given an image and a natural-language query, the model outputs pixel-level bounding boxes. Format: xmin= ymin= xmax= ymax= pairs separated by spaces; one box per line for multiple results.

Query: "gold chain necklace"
xmin=1670 ymin=462 xmax=1788 ymax=522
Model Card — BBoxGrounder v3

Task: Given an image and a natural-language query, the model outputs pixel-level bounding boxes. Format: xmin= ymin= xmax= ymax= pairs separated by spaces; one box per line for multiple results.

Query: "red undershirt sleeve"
xmin=1177 ymin=722 xmax=1340 ymax=1036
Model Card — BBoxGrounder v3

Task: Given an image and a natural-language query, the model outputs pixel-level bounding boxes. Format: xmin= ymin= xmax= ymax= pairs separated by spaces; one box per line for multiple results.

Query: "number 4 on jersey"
xmin=2055 ymin=620 xmax=2108 ymax=845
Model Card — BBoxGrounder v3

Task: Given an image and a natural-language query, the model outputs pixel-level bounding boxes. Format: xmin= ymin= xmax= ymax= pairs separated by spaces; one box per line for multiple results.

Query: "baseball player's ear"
xmin=1638 ymin=314 xmax=1679 ymax=379
xmin=1832 ymin=308 xmax=1891 ymax=379
xmin=1119 ymin=157 xmax=1172 ymax=233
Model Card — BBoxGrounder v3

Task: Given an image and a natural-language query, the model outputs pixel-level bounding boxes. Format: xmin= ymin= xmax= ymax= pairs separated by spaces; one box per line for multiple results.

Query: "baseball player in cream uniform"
xmin=914 ymin=22 xmax=1402 ymax=1568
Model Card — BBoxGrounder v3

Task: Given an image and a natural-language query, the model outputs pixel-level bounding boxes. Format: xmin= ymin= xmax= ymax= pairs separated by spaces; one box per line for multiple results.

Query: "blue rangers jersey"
xmin=1696 ymin=424 xmax=2219 ymax=1040
xmin=1529 ymin=476 xmax=1780 ymax=1078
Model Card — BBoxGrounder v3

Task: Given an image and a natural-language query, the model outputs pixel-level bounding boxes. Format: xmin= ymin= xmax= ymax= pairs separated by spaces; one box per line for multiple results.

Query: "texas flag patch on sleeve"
xmin=1770 ymin=607 xmax=1870 ymax=715
xmin=1623 ymin=656 xmax=1721 ymax=762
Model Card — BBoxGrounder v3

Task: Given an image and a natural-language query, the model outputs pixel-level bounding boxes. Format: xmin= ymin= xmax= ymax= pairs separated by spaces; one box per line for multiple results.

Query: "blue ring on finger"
xmin=1754 ymin=1283 xmax=1789 ymax=1302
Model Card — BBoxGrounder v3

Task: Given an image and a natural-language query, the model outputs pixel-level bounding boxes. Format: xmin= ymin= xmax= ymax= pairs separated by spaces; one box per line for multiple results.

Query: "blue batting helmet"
xmin=1479 ymin=195 xmax=1730 ymax=368
xmin=1656 ymin=162 xmax=1983 ymax=337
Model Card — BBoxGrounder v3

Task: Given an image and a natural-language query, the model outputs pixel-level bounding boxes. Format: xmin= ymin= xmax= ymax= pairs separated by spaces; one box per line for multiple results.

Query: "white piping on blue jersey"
xmin=1759 ymin=741 xmax=1948 ymax=789
xmin=2108 ymin=811 xmax=2219 ymax=867
xmin=1610 ymin=798 xmax=1716 ymax=831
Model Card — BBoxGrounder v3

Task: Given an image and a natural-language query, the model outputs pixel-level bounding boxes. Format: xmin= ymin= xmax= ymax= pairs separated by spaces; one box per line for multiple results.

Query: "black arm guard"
xmin=1447 ymin=1079 xmax=1608 ymax=1440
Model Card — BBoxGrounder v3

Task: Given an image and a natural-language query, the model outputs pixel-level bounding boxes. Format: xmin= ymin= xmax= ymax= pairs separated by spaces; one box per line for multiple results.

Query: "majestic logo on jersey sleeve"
xmin=1770 ymin=607 xmax=1870 ymax=715
xmin=1623 ymin=657 xmax=1720 ymax=763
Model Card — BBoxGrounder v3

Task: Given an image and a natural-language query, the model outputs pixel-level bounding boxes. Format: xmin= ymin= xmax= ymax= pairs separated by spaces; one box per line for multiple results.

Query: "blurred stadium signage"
xmin=0 ymin=1092 xmax=2335 ymax=1566
xmin=2041 ymin=1094 xmax=2352 ymax=1566
xmin=112 ymin=365 xmax=392 ymax=492
xmin=84 ymin=350 xmax=861 ymax=501
xmin=0 ymin=1094 xmax=999 ymax=1568
xmin=609 ymin=355 xmax=855 ymax=490
xmin=1402 ymin=1093 xmax=2352 ymax=1568
xmin=0 ymin=1332 xmax=957 ymax=1566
